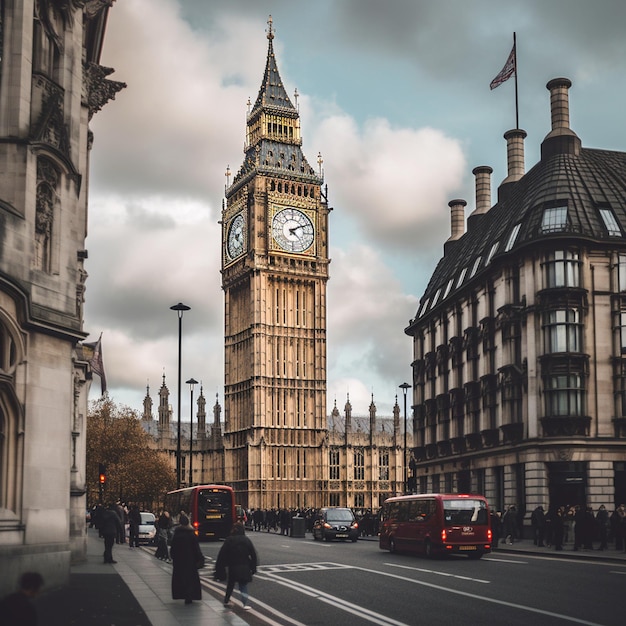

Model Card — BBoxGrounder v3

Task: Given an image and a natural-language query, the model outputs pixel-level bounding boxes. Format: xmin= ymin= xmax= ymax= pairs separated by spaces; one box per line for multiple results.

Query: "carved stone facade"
xmin=406 ymin=78 xmax=626 ymax=526
xmin=0 ymin=1 xmax=123 ymax=595
xmin=140 ymin=381 xmax=414 ymax=512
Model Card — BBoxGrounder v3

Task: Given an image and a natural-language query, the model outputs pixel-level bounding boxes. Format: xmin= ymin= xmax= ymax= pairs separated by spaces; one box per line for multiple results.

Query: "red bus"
xmin=379 ymin=493 xmax=492 ymax=559
xmin=164 ymin=485 xmax=236 ymax=541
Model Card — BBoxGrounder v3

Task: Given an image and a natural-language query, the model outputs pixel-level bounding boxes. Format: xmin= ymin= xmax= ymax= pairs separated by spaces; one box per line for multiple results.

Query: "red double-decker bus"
xmin=164 ymin=485 xmax=236 ymax=541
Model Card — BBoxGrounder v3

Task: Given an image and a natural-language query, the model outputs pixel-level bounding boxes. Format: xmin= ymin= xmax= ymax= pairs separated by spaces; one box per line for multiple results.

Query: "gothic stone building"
xmin=405 ymin=78 xmax=626 ymax=523
xmin=0 ymin=1 xmax=123 ymax=595
xmin=141 ymin=378 xmax=414 ymax=513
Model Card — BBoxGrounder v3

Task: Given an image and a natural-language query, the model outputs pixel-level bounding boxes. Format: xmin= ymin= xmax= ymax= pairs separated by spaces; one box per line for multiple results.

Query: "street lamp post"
xmin=399 ymin=382 xmax=411 ymax=494
xmin=186 ymin=377 xmax=198 ymax=487
xmin=171 ymin=302 xmax=190 ymax=489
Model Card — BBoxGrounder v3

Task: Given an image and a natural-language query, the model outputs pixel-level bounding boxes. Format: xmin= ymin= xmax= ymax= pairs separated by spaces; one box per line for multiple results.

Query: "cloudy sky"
xmin=85 ymin=0 xmax=626 ymax=420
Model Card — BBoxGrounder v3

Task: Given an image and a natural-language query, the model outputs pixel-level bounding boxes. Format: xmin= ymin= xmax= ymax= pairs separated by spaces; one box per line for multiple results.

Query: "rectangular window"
xmin=599 ymin=208 xmax=621 ymax=237
xmin=543 ymin=309 xmax=582 ymax=353
xmin=545 ymin=374 xmax=584 ymax=416
xmin=354 ymin=449 xmax=365 ymax=480
xmin=541 ymin=206 xmax=568 ymax=233
xmin=545 ymin=250 xmax=580 ymax=288
xmin=619 ymin=254 xmax=626 ymax=292
xmin=329 ymin=449 xmax=340 ymax=480
xmin=379 ymin=450 xmax=389 ymax=480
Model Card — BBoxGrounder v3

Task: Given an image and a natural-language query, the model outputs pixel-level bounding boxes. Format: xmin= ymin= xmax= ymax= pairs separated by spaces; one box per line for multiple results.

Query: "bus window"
xmin=443 ymin=498 xmax=488 ymax=526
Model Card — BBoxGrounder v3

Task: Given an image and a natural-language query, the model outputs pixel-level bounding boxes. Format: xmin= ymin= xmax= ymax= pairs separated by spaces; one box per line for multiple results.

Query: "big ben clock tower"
xmin=221 ymin=17 xmax=330 ymax=509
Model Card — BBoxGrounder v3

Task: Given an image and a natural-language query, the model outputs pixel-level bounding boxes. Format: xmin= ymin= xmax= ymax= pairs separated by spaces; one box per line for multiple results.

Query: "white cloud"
xmin=314 ymin=114 xmax=466 ymax=251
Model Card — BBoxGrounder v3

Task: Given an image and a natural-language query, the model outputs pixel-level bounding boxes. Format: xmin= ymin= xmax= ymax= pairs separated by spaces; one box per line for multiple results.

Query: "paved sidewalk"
xmin=34 ymin=527 xmax=248 ymax=626
xmin=493 ymin=536 xmax=626 ymax=561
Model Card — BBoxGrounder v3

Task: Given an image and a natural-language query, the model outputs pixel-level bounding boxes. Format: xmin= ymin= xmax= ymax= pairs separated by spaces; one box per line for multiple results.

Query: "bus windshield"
xmin=198 ymin=489 xmax=232 ymax=517
xmin=443 ymin=498 xmax=488 ymax=525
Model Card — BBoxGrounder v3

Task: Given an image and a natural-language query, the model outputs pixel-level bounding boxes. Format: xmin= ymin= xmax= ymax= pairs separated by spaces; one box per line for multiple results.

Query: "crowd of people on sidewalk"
xmin=490 ymin=502 xmax=626 ymax=552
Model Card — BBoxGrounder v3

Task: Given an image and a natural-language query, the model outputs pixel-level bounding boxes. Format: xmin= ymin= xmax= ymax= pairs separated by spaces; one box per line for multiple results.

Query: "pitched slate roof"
xmin=408 ymin=105 xmax=626 ymax=327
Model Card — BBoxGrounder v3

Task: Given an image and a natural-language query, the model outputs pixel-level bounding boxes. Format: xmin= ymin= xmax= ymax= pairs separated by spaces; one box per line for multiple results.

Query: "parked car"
xmin=312 ymin=507 xmax=359 ymax=542
xmin=126 ymin=511 xmax=157 ymax=545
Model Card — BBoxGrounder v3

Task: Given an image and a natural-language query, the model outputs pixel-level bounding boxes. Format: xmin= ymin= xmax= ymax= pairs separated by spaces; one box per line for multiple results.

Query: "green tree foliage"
xmin=87 ymin=397 xmax=176 ymax=509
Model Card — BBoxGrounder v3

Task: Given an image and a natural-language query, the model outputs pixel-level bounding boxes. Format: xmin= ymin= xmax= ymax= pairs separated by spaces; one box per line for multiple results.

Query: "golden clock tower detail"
xmin=221 ymin=18 xmax=330 ymax=509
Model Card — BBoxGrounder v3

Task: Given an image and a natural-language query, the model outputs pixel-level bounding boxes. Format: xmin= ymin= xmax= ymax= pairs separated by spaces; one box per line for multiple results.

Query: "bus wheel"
xmin=389 ymin=538 xmax=396 ymax=553
xmin=424 ymin=539 xmax=434 ymax=559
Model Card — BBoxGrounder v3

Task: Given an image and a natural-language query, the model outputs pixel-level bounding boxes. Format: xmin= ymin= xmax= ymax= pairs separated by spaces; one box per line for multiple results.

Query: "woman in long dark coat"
xmin=170 ymin=514 xmax=204 ymax=604
xmin=215 ymin=522 xmax=258 ymax=609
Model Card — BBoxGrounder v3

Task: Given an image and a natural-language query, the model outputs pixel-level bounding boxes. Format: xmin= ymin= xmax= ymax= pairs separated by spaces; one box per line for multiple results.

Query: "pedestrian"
xmin=215 ymin=521 xmax=258 ymax=609
xmin=0 ymin=571 xmax=44 ymax=626
xmin=113 ymin=501 xmax=126 ymax=544
xmin=502 ymin=505 xmax=517 ymax=544
xmin=155 ymin=510 xmax=172 ymax=561
xmin=596 ymin=505 xmax=609 ymax=551
xmin=489 ymin=510 xmax=501 ymax=548
xmin=615 ymin=503 xmax=626 ymax=552
xmin=530 ymin=505 xmax=546 ymax=547
xmin=170 ymin=514 xmax=204 ymax=605
xmin=573 ymin=504 xmax=584 ymax=551
xmin=128 ymin=504 xmax=141 ymax=548
xmin=99 ymin=502 xmax=124 ymax=563
xmin=553 ymin=506 xmax=565 ymax=551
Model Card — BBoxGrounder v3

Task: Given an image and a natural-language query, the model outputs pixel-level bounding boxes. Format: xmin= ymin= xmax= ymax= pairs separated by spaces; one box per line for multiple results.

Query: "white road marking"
xmin=201 ymin=577 xmax=306 ymax=626
xmin=256 ymin=571 xmax=409 ymax=625
xmin=385 ymin=562 xmax=490 ymax=583
xmin=356 ymin=564 xmax=606 ymax=625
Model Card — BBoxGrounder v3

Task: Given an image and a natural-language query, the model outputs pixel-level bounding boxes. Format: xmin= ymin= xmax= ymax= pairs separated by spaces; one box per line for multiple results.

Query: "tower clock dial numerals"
xmin=271 ymin=208 xmax=315 ymax=253
xmin=227 ymin=213 xmax=246 ymax=259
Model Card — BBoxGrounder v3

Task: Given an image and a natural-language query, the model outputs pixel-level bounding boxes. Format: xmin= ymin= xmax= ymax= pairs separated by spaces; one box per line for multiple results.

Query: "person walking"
xmin=215 ymin=522 xmax=258 ymax=609
xmin=155 ymin=511 xmax=172 ymax=561
xmin=170 ymin=514 xmax=204 ymax=605
xmin=99 ymin=503 xmax=124 ymax=563
xmin=128 ymin=504 xmax=141 ymax=548
xmin=0 ymin=571 xmax=44 ymax=626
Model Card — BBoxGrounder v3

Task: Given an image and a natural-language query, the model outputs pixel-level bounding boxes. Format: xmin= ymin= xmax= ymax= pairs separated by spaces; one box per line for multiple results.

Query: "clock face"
xmin=227 ymin=213 xmax=245 ymax=259
xmin=271 ymin=208 xmax=315 ymax=253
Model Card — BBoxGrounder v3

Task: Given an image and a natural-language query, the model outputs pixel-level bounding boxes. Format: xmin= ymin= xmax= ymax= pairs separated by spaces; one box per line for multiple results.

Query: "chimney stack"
xmin=541 ymin=77 xmax=581 ymax=159
xmin=444 ymin=199 xmax=466 ymax=254
xmin=468 ymin=166 xmax=493 ymax=229
xmin=498 ymin=129 xmax=527 ymax=202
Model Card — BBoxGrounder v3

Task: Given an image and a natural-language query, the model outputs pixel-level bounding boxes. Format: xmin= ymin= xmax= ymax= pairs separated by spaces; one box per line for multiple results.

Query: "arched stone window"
xmin=0 ymin=313 xmax=25 ymax=518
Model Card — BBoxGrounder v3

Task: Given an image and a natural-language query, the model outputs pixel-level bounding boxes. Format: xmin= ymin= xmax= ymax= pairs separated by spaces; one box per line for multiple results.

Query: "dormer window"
xmin=456 ymin=267 xmax=468 ymax=288
xmin=599 ymin=207 xmax=621 ymax=237
xmin=486 ymin=241 xmax=500 ymax=265
xmin=469 ymin=256 xmax=482 ymax=278
xmin=504 ymin=223 xmax=521 ymax=252
xmin=541 ymin=206 xmax=568 ymax=233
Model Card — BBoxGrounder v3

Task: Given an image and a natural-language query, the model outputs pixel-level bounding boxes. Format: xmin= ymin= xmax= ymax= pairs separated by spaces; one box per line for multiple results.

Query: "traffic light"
xmin=98 ymin=463 xmax=107 ymax=485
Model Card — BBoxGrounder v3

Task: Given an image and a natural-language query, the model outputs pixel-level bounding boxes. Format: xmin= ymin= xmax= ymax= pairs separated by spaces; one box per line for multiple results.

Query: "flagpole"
xmin=513 ymin=32 xmax=519 ymax=129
